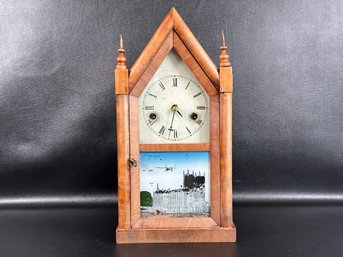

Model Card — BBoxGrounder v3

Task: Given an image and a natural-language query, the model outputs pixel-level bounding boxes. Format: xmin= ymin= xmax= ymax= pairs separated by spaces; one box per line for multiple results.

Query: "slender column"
xmin=115 ymin=35 xmax=130 ymax=229
xmin=219 ymin=31 xmax=233 ymax=227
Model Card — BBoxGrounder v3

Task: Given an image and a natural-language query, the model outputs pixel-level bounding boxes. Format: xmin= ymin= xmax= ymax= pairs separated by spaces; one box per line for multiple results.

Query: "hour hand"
xmin=176 ymin=110 xmax=183 ymax=117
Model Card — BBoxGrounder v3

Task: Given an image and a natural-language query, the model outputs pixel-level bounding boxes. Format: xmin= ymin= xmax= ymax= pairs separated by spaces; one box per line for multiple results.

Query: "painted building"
xmin=152 ymin=170 xmax=209 ymax=214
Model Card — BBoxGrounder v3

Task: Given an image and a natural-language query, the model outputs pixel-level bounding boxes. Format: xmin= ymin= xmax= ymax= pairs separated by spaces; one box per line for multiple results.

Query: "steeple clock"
xmin=115 ymin=7 xmax=236 ymax=243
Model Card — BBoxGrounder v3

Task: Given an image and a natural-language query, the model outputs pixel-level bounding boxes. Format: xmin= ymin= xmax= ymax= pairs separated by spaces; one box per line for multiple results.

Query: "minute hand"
xmin=168 ymin=111 xmax=176 ymax=138
xmin=169 ymin=111 xmax=176 ymax=129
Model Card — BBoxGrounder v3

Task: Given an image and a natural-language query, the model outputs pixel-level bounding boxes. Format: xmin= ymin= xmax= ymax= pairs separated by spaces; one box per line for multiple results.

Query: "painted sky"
xmin=140 ymin=152 xmax=210 ymax=202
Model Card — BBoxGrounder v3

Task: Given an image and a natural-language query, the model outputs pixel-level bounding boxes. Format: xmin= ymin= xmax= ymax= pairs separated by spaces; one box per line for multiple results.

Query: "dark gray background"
xmin=0 ymin=0 xmax=342 ymax=206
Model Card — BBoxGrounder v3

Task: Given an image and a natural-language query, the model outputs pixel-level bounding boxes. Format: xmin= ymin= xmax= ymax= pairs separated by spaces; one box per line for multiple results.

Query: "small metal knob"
xmin=128 ymin=158 xmax=137 ymax=167
xmin=190 ymin=112 xmax=198 ymax=120
xmin=149 ymin=113 xmax=157 ymax=120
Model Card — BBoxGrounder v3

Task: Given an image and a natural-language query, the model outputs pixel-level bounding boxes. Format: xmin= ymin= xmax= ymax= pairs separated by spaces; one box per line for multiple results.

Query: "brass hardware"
xmin=128 ymin=158 xmax=137 ymax=167
xmin=171 ymin=104 xmax=178 ymax=112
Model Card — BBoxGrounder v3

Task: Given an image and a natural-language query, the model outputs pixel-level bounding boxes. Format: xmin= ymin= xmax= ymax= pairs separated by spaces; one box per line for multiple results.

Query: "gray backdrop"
xmin=0 ymin=0 xmax=342 ymax=206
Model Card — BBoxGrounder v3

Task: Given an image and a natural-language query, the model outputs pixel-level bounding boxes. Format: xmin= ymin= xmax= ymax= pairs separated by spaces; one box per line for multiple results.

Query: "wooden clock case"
xmin=115 ymin=7 xmax=236 ymax=244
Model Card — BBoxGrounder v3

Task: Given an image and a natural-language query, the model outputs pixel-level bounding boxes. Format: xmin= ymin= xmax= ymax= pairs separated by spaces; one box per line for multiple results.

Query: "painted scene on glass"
xmin=140 ymin=152 xmax=210 ymax=217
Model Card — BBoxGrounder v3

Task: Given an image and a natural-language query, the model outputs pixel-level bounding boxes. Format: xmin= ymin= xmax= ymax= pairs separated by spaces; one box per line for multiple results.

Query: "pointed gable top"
xmin=129 ymin=7 xmax=219 ymax=92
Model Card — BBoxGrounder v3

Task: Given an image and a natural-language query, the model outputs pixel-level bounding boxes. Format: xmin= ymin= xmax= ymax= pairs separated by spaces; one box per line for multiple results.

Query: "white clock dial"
xmin=139 ymin=49 xmax=210 ymax=144
xmin=141 ymin=75 xmax=208 ymax=141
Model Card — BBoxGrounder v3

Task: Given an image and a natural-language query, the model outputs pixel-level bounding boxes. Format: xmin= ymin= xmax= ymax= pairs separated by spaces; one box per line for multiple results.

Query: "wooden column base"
xmin=116 ymin=225 xmax=236 ymax=244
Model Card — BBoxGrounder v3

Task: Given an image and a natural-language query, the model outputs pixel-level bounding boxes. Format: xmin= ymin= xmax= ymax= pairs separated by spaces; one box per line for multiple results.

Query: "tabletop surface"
xmin=0 ymin=205 xmax=342 ymax=257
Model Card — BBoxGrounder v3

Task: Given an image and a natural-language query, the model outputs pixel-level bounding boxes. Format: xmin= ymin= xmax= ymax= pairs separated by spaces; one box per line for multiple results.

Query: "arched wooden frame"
xmin=129 ymin=31 xmax=220 ymax=229
xmin=115 ymin=7 xmax=235 ymax=243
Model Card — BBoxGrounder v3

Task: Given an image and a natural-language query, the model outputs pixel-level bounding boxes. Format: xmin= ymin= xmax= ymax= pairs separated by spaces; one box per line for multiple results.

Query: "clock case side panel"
xmin=219 ymin=42 xmax=234 ymax=229
xmin=114 ymin=51 xmax=131 ymax=232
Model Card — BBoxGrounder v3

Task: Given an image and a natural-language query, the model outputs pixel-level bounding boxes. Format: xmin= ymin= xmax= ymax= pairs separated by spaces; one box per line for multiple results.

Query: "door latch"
xmin=128 ymin=158 xmax=137 ymax=167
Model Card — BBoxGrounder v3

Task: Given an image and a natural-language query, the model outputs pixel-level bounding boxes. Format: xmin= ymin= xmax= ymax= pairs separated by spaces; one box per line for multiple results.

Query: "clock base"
xmin=116 ymin=225 xmax=236 ymax=244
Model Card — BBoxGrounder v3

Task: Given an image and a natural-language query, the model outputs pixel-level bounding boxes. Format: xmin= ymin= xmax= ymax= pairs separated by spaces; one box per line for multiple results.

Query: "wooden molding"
xmin=116 ymin=95 xmax=130 ymax=228
xmin=173 ymin=32 xmax=218 ymax=96
xmin=140 ymin=143 xmax=210 ymax=152
xmin=129 ymin=7 xmax=219 ymax=93
xmin=131 ymin=31 xmax=219 ymax=98
xmin=129 ymin=95 xmax=140 ymax=226
xmin=220 ymin=93 xmax=233 ymax=226
xmin=172 ymin=8 xmax=219 ymax=88
xmin=209 ymin=94 xmax=221 ymax=225
xmin=116 ymin=226 xmax=236 ymax=244
xmin=130 ymin=31 xmax=173 ymax=97
xmin=132 ymin=217 xmax=217 ymax=229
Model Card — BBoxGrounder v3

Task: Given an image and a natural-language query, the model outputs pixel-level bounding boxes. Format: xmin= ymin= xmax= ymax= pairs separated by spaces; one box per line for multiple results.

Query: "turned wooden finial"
xmin=219 ymin=30 xmax=231 ymax=67
xmin=116 ymin=34 xmax=127 ymax=69
xmin=222 ymin=30 xmax=226 ymax=46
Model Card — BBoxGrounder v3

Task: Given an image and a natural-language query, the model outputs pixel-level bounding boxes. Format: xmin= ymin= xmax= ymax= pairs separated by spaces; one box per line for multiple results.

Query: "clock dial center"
xmin=171 ymin=104 xmax=179 ymax=112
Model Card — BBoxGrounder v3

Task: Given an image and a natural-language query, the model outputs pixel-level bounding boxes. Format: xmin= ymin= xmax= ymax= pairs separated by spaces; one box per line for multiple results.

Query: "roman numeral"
xmin=193 ymin=92 xmax=202 ymax=98
xmin=172 ymin=77 xmax=177 ymax=87
xmin=186 ymin=126 xmax=191 ymax=134
xmin=173 ymin=129 xmax=178 ymax=138
xmin=168 ymin=128 xmax=178 ymax=139
xmin=197 ymin=106 xmax=206 ymax=110
xmin=185 ymin=81 xmax=191 ymax=90
xmin=159 ymin=82 xmax=165 ymax=90
xmin=159 ymin=126 xmax=166 ymax=135
xmin=144 ymin=106 xmax=154 ymax=110
xmin=148 ymin=93 xmax=157 ymax=99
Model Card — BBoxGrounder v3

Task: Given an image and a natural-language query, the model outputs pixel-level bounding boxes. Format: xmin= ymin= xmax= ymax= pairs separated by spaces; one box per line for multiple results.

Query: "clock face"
xmin=139 ymin=50 xmax=210 ymax=144
xmin=141 ymin=75 xmax=208 ymax=141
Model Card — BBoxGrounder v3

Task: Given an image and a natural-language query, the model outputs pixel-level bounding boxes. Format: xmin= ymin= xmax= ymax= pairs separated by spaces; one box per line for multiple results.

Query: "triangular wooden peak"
xmin=129 ymin=7 xmax=219 ymax=97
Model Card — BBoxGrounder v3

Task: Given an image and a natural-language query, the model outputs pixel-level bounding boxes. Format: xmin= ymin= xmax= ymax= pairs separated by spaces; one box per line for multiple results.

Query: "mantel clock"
xmin=115 ymin=7 xmax=236 ymax=243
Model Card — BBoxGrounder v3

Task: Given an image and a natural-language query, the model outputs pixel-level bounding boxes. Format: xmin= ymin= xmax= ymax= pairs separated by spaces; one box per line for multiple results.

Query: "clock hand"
xmin=168 ymin=111 xmax=176 ymax=138
xmin=177 ymin=110 xmax=183 ymax=117
xmin=169 ymin=111 xmax=176 ymax=128
xmin=168 ymin=104 xmax=180 ymax=138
